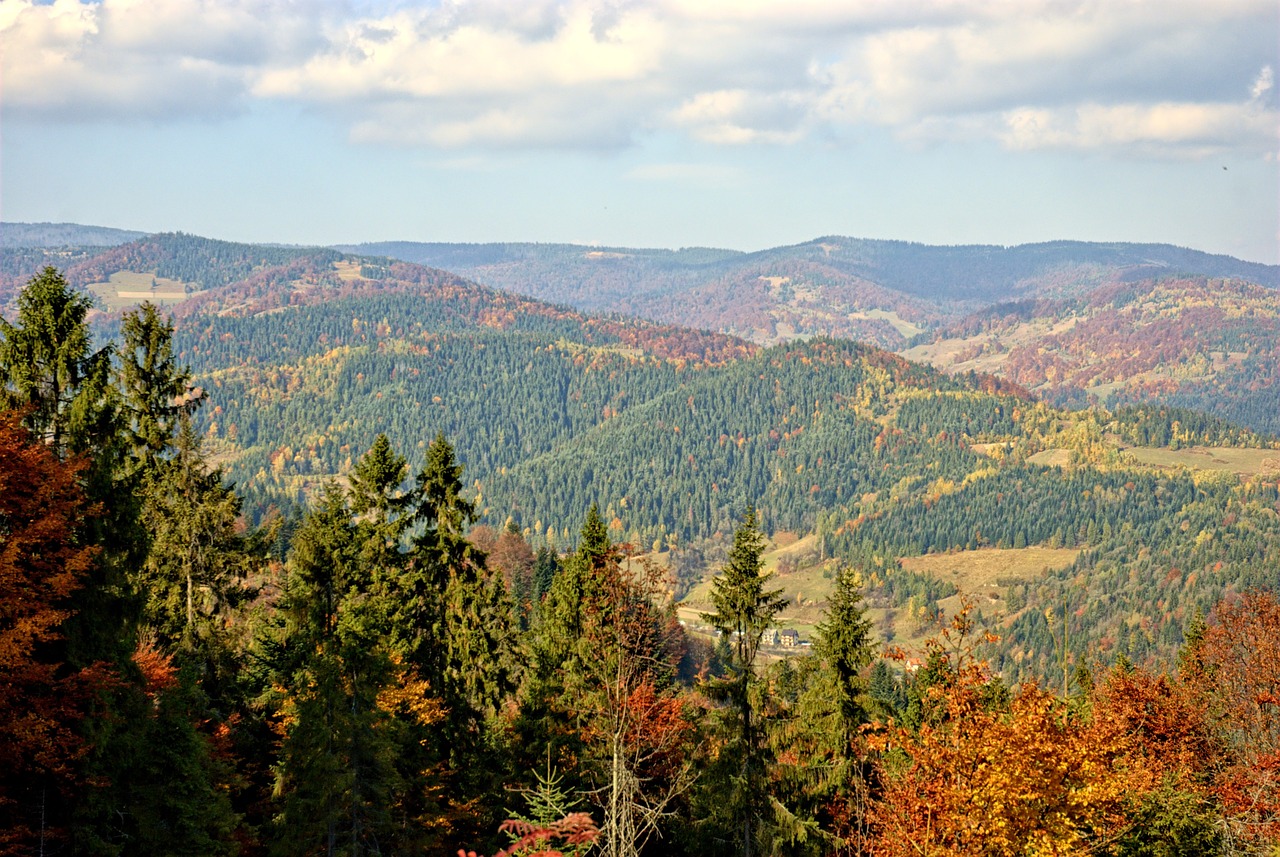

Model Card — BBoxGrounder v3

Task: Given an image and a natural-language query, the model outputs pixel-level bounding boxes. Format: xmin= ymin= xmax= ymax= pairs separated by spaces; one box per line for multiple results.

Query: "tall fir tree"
xmin=273 ymin=484 xmax=401 ymax=856
xmin=0 ymin=267 xmax=115 ymax=455
xmin=700 ymin=507 xmax=788 ymax=857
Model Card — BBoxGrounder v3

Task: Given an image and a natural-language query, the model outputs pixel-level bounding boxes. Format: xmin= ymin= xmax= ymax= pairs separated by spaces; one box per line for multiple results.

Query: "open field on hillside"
xmin=900 ymin=546 xmax=1081 ymax=618
xmin=1125 ymin=445 xmax=1280 ymax=476
xmin=87 ymin=270 xmax=193 ymax=310
xmin=849 ymin=308 xmax=925 ymax=338
xmin=677 ymin=539 xmax=1081 ymax=656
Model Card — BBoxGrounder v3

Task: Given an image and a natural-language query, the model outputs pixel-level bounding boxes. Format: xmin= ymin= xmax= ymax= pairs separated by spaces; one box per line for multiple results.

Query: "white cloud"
xmin=1000 ymin=101 xmax=1279 ymax=157
xmin=3 ymin=0 xmax=1277 ymax=156
xmin=0 ymin=0 xmax=321 ymax=119
xmin=1252 ymin=66 xmax=1275 ymax=101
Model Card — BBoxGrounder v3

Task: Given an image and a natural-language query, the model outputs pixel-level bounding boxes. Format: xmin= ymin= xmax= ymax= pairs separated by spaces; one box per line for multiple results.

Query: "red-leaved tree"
xmin=0 ymin=409 xmax=101 ymax=853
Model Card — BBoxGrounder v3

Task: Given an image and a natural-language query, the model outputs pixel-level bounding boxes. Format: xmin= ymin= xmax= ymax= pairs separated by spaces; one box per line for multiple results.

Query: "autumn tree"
xmin=1186 ymin=591 xmax=1280 ymax=848
xmin=0 ymin=411 xmax=98 ymax=853
xmin=867 ymin=606 xmax=1224 ymax=856
xmin=583 ymin=552 xmax=693 ymax=857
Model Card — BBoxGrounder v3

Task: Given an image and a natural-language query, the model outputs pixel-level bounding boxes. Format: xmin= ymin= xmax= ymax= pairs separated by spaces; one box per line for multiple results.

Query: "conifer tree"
xmin=815 ymin=565 xmax=875 ymax=744
xmin=777 ymin=565 xmax=877 ymax=850
xmin=410 ymin=432 xmax=517 ymax=720
xmin=119 ymin=302 xmax=203 ymax=465
xmin=406 ymin=432 xmax=518 ymax=841
xmin=0 ymin=267 xmax=115 ymax=455
xmin=274 ymin=484 xmax=400 ymax=855
xmin=701 ymin=507 xmax=787 ymax=857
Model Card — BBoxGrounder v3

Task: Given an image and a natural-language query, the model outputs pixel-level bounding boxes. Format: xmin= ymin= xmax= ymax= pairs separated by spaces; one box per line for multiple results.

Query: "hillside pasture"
xmin=1125 ymin=445 xmax=1280 ymax=476
xmin=87 ymin=270 xmax=193 ymax=310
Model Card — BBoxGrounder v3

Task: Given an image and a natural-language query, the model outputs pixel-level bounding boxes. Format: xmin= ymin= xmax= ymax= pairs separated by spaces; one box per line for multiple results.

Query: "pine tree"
xmin=701 ymin=507 xmax=788 ymax=857
xmin=0 ymin=267 xmax=115 ymax=455
xmin=814 ymin=565 xmax=875 ymax=744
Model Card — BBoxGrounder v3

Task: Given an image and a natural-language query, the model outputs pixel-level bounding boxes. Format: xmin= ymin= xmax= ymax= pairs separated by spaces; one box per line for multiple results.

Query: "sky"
xmin=2 ymin=0 xmax=1278 ymax=263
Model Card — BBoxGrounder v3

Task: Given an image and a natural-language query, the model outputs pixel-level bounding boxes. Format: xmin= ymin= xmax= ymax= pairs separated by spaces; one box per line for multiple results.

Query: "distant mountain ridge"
xmin=4 ymin=227 xmax=1278 ymax=434
xmin=339 ymin=235 xmax=1280 ymax=314
xmin=0 ymin=221 xmax=149 ymax=248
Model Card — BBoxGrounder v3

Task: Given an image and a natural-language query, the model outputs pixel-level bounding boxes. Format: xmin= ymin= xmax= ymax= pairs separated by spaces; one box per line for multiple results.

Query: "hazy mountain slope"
xmin=341 ymin=236 xmax=1279 ymax=348
xmin=0 ymin=221 xmax=148 ymax=248
xmin=904 ymin=276 xmax=1280 ymax=434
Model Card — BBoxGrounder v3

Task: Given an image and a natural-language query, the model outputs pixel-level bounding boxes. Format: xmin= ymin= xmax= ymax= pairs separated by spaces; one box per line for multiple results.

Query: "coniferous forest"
xmin=2 ymin=264 xmax=1279 ymax=856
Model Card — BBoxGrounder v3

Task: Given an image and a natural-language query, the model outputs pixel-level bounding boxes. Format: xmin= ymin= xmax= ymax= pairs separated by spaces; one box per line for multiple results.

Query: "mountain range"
xmin=2 ymin=223 xmax=1279 ymax=682
xmin=7 ymin=224 xmax=1277 ymax=433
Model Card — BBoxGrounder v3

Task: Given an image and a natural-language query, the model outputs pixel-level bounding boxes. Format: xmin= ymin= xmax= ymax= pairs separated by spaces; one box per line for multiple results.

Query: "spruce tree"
xmin=814 ymin=565 xmax=875 ymax=744
xmin=701 ymin=507 xmax=787 ymax=857
xmin=407 ymin=433 xmax=518 ymax=842
xmin=0 ymin=267 xmax=115 ymax=455
xmin=119 ymin=302 xmax=203 ymax=465
xmin=274 ymin=484 xmax=400 ymax=856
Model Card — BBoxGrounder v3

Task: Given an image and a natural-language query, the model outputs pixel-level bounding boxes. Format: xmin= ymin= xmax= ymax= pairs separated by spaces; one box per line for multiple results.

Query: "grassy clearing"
xmin=1027 ymin=449 xmax=1071 ymax=467
xmin=1125 ymin=446 xmax=1280 ymax=476
xmin=900 ymin=546 xmax=1080 ymax=613
xmin=334 ymin=260 xmax=369 ymax=282
xmin=676 ymin=533 xmax=1081 ymax=656
xmin=849 ymin=308 xmax=924 ymax=338
xmin=88 ymin=271 xmax=194 ymax=310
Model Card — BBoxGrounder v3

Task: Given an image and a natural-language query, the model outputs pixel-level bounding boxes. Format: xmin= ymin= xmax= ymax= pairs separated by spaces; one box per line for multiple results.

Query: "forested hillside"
xmin=2 ymin=266 xmax=1278 ymax=854
xmin=6 ymin=230 xmax=1277 ymax=436
xmin=27 ymin=237 xmax=1262 ymax=694
xmin=905 ymin=276 xmax=1280 ymax=434
xmin=2 ymin=234 xmax=1277 ymax=678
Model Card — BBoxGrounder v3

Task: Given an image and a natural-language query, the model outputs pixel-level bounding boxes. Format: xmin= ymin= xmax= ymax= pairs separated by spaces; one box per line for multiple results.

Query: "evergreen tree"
xmin=814 ymin=565 xmax=875 ymax=744
xmin=0 ymin=267 xmax=115 ymax=455
xmin=533 ymin=545 xmax=560 ymax=604
xmin=119 ymin=302 xmax=203 ymax=466
xmin=410 ymin=432 xmax=517 ymax=720
xmin=408 ymin=433 xmax=518 ymax=842
xmin=273 ymin=484 xmax=401 ymax=856
xmin=137 ymin=421 xmax=261 ymax=652
xmin=779 ymin=564 xmax=877 ymax=850
xmin=700 ymin=508 xmax=787 ymax=857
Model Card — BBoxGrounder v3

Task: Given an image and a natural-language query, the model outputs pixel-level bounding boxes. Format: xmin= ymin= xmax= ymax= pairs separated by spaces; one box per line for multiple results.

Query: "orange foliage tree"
xmin=0 ymin=410 xmax=100 ymax=853
xmin=1188 ymin=591 xmax=1280 ymax=847
xmin=866 ymin=605 xmax=1224 ymax=856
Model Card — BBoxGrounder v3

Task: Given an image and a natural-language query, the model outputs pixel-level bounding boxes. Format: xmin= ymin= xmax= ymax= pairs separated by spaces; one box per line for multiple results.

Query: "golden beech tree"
xmin=0 ymin=410 xmax=102 ymax=853
xmin=869 ymin=676 xmax=1135 ymax=855
xmin=866 ymin=605 xmax=1222 ymax=857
